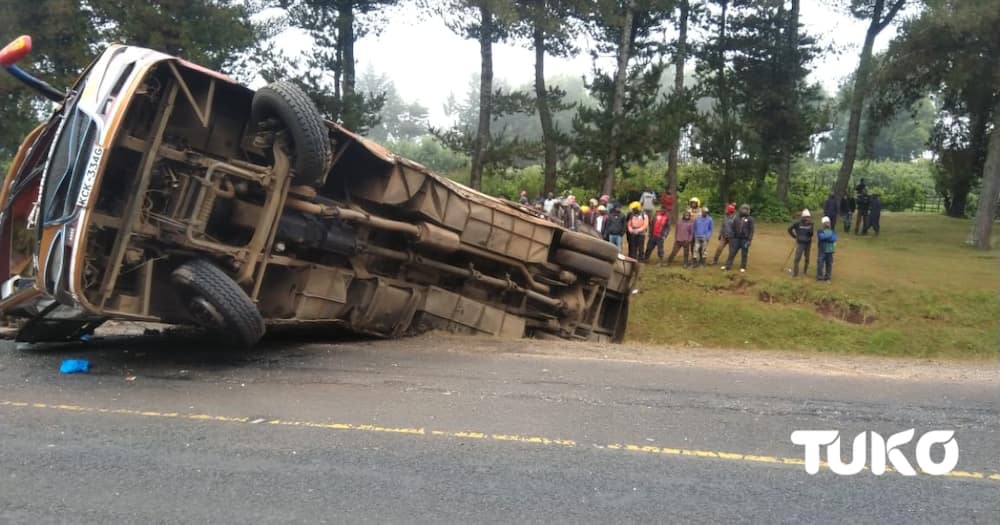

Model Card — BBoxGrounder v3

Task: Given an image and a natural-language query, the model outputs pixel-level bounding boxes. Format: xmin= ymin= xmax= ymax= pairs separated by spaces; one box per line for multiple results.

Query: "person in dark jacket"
xmin=604 ymin=204 xmax=626 ymax=252
xmin=816 ymin=216 xmax=838 ymax=281
xmin=666 ymin=210 xmax=695 ymax=267
xmin=854 ymin=188 xmax=871 ymax=234
xmin=644 ymin=207 xmax=671 ymax=264
xmin=712 ymin=203 xmax=736 ymax=265
xmin=787 ymin=209 xmax=815 ymax=277
xmin=840 ymin=193 xmax=856 ymax=233
xmin=863 ymin=194 xmax=882 ymax=235
xmin=723 ymin=204 xmax=754 ymax=273
xmin=822 ymin=193 xmax=838 ymax=230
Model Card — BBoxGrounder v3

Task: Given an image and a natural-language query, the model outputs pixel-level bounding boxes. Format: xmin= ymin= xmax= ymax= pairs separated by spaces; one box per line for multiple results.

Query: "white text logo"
xmin=790 ymin=429 xmax=958 ymax=475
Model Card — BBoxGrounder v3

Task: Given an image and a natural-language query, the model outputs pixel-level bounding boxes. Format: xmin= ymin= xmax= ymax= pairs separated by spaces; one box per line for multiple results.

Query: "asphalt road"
xmin=0 ymin=328 xmax=997 ymax=524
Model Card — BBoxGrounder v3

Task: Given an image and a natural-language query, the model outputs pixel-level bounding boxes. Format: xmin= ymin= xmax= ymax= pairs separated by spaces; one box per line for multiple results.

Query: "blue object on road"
xmin=60 ymin=359 xmax=90 ymax=374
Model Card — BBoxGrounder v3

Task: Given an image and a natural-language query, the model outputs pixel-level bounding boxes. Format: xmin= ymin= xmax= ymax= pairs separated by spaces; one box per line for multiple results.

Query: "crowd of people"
xmin=517 ymin=179 xmax=880 ymax=282
xmin=821 ymin=179 xmax=882 ymax=236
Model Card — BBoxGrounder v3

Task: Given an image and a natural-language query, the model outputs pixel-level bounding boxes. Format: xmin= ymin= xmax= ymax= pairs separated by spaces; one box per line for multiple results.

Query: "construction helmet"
xmin=629 ymin=201 xmax=641 ymax=210
xmin=581 ymin=205 xmax=591 ymax=214
xmin=689 ymin=197 xmax=701 ymax=207
xmin=801 ymin=209 xmax=811 ymax=218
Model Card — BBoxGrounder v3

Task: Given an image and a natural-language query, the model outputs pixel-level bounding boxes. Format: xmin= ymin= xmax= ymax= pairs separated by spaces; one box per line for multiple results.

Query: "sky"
xmin=283 ymin=2 xmax=910 ymax=126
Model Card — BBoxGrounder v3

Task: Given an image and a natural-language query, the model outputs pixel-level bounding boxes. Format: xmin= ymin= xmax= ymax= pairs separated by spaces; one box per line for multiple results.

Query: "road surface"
xmin=0 ymin=327 xmax=997 ymax=523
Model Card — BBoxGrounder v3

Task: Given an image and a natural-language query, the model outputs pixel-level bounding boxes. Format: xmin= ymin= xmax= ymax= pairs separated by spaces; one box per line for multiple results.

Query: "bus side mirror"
xmin=0 ymin=36 xmax=32 ymax=67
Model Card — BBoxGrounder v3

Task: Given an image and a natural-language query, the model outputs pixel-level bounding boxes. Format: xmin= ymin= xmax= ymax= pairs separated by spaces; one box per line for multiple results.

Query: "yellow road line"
xmin=2 ymin=400 xmax=996 ymax=482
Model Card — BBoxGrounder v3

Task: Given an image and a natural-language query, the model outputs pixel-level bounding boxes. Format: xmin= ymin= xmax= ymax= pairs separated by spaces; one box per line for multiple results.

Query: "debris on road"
xmin=59 ymin=359 xmax=90 ymax=374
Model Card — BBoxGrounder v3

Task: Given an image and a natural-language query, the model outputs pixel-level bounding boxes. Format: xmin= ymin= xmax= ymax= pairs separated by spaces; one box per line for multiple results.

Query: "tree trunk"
xmin=776 ymin=154 xmax=791 ymax=206
xmin=968 ymin=100 xmax=1000 ymax=248
xmin=470 ymin=6 xmax=494 ymax=191
xmin=946 ymin=180 xmax=971 ymax=217
xmin=717 ymin=0 xmax=733 ymax=205
xmin=534 ymin=23 xmax=558 ymax=195
xmin=666 ymin=0 xmax=688 ymax=224
xmin=336 ymin=1 xmax=357 ymax=128
xmin=338 ymin=2 xmax=355 ymax=100
xmin=720 ymin=158 xmax=731 ymax=207
xmin=776 ymin=0 xmax=799 ymax=208
xmin=832 ymin=0 xmax=905 ymax=200
xmin=601 ymin=2 xmax=635 ymax=197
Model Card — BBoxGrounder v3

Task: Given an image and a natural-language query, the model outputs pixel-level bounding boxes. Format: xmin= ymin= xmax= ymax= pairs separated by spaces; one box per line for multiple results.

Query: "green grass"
xmin=626 ymin=213 xmax=1000 ymax=359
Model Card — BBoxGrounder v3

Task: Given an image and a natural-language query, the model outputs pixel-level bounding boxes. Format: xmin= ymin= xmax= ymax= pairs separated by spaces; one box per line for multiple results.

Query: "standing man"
xmin=594 ymin=205 xmax=608 ymax=236
xmin=687 ymin=197 xmax=702 ymax=219
xmin=712 ymin=203 xmax=736 ymax=265
xmin=822 ymin=193 xmax=838 ymax=230
xmin=854 ymin=188 xmax=871 ymax=234
xmin=787 ymin=209 xmax=815 ymax=277
xmin=659 ymin=189 xmax=675 ymax=215
xmin=644 ymin=207 xmax=671 ymax=264
xmin=640 ymin=187 xmax=657 ymax=218
xmin=863 ymin=194 xmax=882 ymax=236
xmin=563 ymin=196 xmax=580 ymax=231
xmin=604 ymin=204 xmax=626 ymax=252
xmin=840 ymin=192 xmax=855 ymax=233
xmin=519 ymin=190 xmax=529 ymax=205
xmin=816 ymin=216 xmax=838 ymax=281
xmin=626 ymin=202 xmax=649 ymax=260
xmin=693 ymin=207 xmax=714 ymax=267
xmin=543 ymin=192 xmax=557 ymax=215
xmin=667 ymin=210 xmax=695 ymax=268
xmin=723 ymin=204 xmax=755 ymax=273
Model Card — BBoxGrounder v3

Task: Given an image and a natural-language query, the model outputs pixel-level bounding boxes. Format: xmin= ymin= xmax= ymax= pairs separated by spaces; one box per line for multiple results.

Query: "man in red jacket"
xmin=659 ymin=190 xmax=675 ymax=214
xmin=643 ymin=207 xmax=671 ymax=264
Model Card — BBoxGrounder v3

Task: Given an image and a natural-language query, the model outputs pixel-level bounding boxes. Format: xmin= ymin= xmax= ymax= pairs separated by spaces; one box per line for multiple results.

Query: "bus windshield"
xmin=40 ymin=100 xmax=97 ymax=225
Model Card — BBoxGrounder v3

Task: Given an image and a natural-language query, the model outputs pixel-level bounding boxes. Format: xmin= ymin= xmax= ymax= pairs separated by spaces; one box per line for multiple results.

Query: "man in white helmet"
xmin=787 ymin=208 xmax=815 ymax=277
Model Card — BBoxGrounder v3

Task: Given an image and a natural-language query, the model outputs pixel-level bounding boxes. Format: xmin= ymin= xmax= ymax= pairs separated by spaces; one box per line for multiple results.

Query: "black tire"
xmin=252 ymin=81 xmax=332 ymax=187
xmin=558 ymin=230 xmax=619 ymax=262
xmin=171 ymin=259 xmax=265 ymax=348
xmin=551 ymin=248 xmax=614 ymax=280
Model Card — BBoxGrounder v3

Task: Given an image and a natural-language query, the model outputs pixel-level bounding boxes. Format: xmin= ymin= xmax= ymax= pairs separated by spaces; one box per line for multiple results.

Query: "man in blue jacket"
xmin=693 ymin=207 xmax=714 ymax=267
xmin=817 ymin=216 xmax=838 ymax=281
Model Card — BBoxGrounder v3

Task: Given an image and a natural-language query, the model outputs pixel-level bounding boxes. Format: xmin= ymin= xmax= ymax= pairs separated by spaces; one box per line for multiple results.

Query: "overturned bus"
xmin=0 ymin=36 xmax=638 ymax=347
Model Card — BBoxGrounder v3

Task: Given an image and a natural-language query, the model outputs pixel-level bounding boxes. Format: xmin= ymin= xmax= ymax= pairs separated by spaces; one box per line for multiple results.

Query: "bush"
xmin=427 ymin=157 xmax=937 ymax=217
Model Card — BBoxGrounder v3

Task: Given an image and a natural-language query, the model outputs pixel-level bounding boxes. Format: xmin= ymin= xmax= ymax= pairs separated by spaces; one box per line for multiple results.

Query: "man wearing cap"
xmin=626 ymin=201 xmax=649 ymax=260
xmin=688 ymin=197 xmax=702 ymax=219
xmin=723 ymin=204 xmax=755 ymax=273
xmin=787 ymin=209 xmax=815 ymax=277
xmin=594 ymin=205 xmax=608 ymax=235
xmin=644 ymin=206 xmax=671 ymax=264
xmin=816 ymin=216 xmax=838 ymax=281
xmin=712 ymin=203 xmax=736 ymax=265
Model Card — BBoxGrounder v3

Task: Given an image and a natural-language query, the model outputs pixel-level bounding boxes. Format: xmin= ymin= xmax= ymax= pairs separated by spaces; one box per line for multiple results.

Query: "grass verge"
xmin=626 ymin=213 xmax=1000 ymax=359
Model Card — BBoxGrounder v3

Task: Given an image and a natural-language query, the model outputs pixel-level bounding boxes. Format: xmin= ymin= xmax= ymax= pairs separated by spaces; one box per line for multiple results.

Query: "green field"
xmin=627 ymin=213 xmax=1000 ymax=359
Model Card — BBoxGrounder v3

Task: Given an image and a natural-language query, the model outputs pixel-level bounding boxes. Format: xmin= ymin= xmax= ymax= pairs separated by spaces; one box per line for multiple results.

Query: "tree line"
xmin=0 ymin=0 xmax=996 ymax=248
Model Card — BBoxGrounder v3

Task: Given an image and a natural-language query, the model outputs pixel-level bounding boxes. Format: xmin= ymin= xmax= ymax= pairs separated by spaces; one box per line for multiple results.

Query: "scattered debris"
xmin=59 ymin=359 xmax=90 ymax=374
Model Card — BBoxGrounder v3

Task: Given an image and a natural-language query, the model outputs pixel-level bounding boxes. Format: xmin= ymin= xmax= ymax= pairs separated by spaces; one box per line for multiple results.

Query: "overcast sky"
xmin=283 ymin=2 xmax=908 ymax=126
